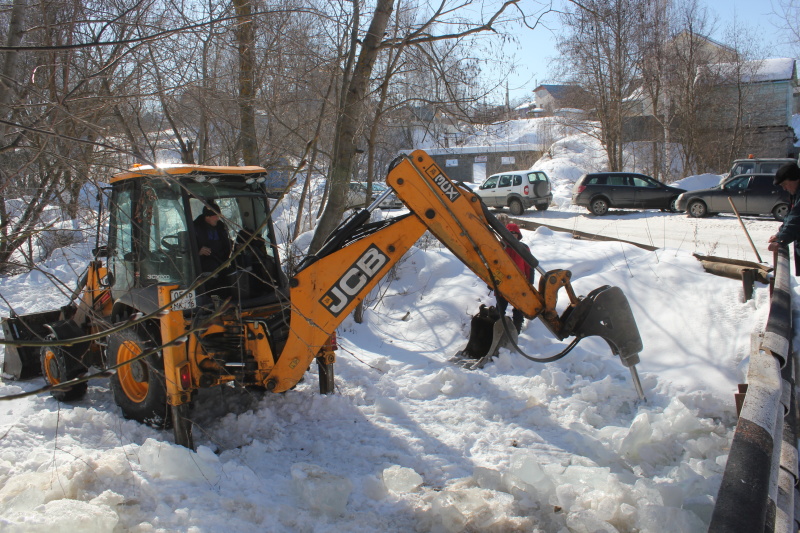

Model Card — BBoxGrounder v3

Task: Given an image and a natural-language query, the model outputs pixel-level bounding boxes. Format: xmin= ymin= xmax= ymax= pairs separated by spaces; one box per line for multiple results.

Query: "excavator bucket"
xmin=453 ymin=305 xmax=518 ymax=369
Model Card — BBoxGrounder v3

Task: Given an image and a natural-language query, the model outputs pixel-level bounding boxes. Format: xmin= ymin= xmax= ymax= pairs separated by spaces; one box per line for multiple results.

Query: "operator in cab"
xmin=194 ymin=201 xmax=232 ymax=296
xmin=768 ymin=162 xmax=800 ymax=274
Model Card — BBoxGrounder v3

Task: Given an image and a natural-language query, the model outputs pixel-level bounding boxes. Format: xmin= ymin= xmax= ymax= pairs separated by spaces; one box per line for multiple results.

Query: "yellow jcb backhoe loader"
xmin=1 ymin=150 xmax=643 ymax=448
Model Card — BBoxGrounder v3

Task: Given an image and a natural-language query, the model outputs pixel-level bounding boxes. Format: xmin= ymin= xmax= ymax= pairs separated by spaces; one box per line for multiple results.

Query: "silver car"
xmin=347 ymin=182 xmax=403 ymax=209
xmin=675 ymin=173 xmax=790 ymax=221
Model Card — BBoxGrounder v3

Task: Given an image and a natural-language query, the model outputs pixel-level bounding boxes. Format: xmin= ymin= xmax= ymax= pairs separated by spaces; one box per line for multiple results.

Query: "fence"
xmin=709 ymin=245 xmax=799 ymax=532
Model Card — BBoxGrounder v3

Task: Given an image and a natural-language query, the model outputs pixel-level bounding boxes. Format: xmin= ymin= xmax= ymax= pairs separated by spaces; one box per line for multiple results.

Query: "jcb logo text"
xmin=320 ymin=245 xmax=388 ymax=316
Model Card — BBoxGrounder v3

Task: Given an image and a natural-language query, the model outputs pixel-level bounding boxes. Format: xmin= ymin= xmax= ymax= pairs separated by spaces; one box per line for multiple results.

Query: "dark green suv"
xmin=572 ymin=172 xmax=686 ymax=216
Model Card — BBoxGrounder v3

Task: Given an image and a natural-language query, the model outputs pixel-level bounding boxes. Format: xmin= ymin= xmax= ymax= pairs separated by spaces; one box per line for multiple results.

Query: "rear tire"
xmin=590 ymin=198 xmax=609 ymax=216
xmin=687 ymin=199 xmax=708 ymax=218
xmin=108 ymin=325 xmax=170 ymax=428
xmin=773 ymin=203 xmax=790 ymax=221
xmin=508 ymin=199 xmax=524 ymax=216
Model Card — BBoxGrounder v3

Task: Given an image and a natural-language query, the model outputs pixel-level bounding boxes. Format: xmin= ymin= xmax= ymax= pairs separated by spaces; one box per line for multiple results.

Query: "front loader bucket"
xmin=454 ymin=305 xmax=517 ymax=369
xmin=1 ymin=310 xmax=62 ymax=379
xmin=562 ymin=286 xmax=646 ymax=399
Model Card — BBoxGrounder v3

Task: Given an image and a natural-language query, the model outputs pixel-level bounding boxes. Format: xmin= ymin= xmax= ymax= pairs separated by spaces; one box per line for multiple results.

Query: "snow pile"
xmin=0 ymin=121 xmax=790 ymax=532
xmin=0 ymin=223 xmax=774 ymax=532
xmin=673 ymin=173 xmax=722 ymax=191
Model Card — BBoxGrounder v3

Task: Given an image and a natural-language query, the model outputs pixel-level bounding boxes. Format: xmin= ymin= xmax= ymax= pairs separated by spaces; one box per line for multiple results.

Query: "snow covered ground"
xmin=0 ymin=121 xmax=796 ymax=532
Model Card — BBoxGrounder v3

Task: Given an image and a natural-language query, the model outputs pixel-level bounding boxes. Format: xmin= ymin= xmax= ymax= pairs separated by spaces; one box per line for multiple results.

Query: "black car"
xmin=675 ymin=173 xmax=790 ymax=221
xmin=571 ymin=172 xmax=686 ymax=216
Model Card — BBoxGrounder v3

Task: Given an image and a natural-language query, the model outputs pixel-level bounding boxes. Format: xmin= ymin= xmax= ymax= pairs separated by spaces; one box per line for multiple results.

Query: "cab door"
xmin=107 ymin=182 xmax=137 ymax=300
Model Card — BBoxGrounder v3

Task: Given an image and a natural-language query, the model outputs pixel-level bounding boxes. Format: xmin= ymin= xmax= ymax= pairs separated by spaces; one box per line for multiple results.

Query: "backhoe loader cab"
xmin=107 ymin=164 xmax=287 ymax=309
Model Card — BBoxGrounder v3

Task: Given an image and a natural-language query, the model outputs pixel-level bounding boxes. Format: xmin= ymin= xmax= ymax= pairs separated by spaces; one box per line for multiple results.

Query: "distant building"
xmin=532 ymin=85 xmax=591 ymax=116
xmin=415 ymin=144 xmax=544 ymax=183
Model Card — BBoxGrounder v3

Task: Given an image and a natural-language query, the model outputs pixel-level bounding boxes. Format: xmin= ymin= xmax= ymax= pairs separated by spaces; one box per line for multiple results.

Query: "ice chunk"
xmin=382 ymin=465 xmax=423 ymax=492
xmin=138 ymin=439 xmax=220 ymax=483
xmin=472 ymin=466 xmax=504 ymax=492
xmin=362 ymin=474 xmax=388 ymax=500
xmin=2 ymin=498 xmax=119 ymax=533
xmin=422 ymin=486 xmax=531 ymax=532
xmin=566 ymin=509 xmax=620 ymax=532
xmin=291 ymin=462 xmax=352 ymax=516
xmin=508 ymin=451 xmax=556 ymax=500
xmin=637 ymin=504 xmax=707 ymax=533
xmin=619 ymin=412 xmax=653 ymax=462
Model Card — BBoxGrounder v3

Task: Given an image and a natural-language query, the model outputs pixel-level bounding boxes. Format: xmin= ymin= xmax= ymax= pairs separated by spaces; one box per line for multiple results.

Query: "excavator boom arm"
xmin=267 ymin=151 xmax=643 ymax=394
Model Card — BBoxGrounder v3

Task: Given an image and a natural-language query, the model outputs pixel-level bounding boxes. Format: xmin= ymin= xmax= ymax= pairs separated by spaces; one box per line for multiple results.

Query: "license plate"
xmin=170 ymin=289 xmax=196 ymax=311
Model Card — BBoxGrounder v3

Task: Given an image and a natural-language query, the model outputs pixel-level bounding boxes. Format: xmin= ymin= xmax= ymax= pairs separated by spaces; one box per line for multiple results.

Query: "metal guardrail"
xmin=709 ymin=245 xmax=799 ymax=533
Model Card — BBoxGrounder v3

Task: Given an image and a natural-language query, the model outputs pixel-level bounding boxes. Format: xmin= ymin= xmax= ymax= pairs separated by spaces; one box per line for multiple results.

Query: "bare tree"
xmin=307 ymin=0 xmax=529 ymax=255
xmin=557 ymin=0 xmax=645 ymax=172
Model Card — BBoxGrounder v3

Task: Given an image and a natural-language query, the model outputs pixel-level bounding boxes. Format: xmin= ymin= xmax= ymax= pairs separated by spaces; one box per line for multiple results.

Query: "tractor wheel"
xmin=40 ymin=342 xmax=88 ymax=402
xmin=108 ymin=325 xmax=170 ymax=428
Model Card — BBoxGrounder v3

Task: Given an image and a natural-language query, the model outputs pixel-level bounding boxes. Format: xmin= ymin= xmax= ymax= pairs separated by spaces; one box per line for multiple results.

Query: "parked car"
xmin=347 ymin=181 xmax=403 ymax=209
xmin=571 ymin=172 xmax=686 ymax=216
xmin=726 ymin=157 xmax=796 ymax=182
xmin=675 ymin=173 xmax=790 ymax=221
xmin=474 ymin=170 xmax=552 ymax=215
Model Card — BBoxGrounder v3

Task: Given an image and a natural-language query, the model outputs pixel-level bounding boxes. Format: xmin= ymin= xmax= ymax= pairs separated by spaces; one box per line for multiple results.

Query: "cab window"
xmin=498 ymin=175 xmax=512 ymax=187
xmin=607 ymin=175 xmax=627 ymax=186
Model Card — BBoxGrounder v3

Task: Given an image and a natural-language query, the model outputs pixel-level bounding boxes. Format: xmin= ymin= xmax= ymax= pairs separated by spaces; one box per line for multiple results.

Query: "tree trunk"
xmin=307 ymin=0 xmax=394 ymax=255
xmin=232 ymin=0 xmax=258 ymax=165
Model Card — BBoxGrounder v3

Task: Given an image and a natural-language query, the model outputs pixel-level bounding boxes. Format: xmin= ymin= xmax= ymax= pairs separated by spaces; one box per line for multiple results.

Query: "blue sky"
xmin=498 ymin=0 xmax=796 ymax=102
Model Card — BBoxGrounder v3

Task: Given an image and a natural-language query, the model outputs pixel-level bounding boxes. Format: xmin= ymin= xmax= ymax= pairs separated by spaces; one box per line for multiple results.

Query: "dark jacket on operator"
xmin=193 ymin=216 xmax=232 ymax=273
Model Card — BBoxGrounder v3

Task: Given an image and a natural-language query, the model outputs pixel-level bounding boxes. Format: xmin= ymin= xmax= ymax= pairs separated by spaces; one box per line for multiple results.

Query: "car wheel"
xmin=773 ymin=203 xmax=790 ymax=221
xmin=108 ymin=324 xmax=170 ymax=428
xmin=590 ymin=198 xmax=609 ymax=216
xmin=687 ymin=199 xmax=708 ymax=218
xmin=669 ymin=196 xmax=679 ymax=213
xmin=535 ymin=204 xmax=548 ymax=211
xmin=509 ymin=199 xmax=524 ymax=216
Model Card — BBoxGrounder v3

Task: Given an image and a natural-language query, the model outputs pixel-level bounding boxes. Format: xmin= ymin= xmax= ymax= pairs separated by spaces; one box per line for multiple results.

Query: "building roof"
xmin=714 ymin=57 xmax=796 ymax=84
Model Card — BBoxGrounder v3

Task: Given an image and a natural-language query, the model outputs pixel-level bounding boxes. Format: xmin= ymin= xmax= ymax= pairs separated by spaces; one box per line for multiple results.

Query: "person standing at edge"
xmin=768 ymin=162 xmax=800 ymax=274
xmin=496 ymin=223 xmax=531 ymax=333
